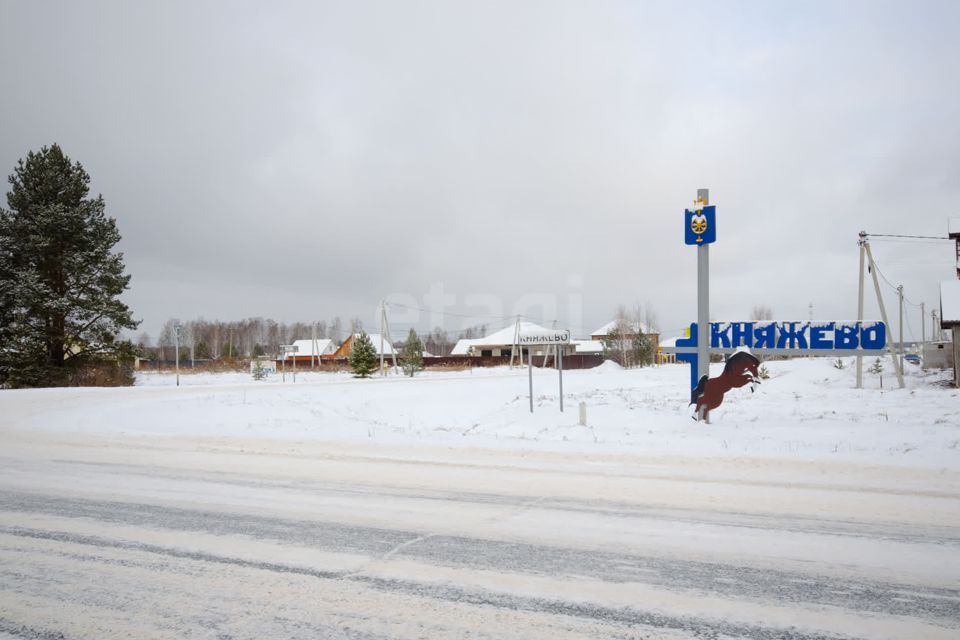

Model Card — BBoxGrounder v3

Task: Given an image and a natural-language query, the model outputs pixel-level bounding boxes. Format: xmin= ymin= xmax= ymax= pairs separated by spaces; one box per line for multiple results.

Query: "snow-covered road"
xmin=1 ymin=426 xmax=958 ymax=639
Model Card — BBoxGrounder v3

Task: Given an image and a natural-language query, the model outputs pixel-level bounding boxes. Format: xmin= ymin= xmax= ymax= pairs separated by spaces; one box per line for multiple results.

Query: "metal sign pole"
xmin=697 ymin=243 xmax=709 ymax=385
xmin=683 ymin=188 xmax=716 ymax=422
xmin=558 ymin=346 xmax=564 ymax=412
xmin=528 ymin=348 xmax=533 ymax=413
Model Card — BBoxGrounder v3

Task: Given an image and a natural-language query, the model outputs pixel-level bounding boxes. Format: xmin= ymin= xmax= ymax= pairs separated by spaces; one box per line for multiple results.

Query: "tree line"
xmin=138 ymin=318 xmax=490 ymax=362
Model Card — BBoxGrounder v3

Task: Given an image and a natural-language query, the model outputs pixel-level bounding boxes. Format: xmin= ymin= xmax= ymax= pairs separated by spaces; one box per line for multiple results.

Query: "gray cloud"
xmin=2 ymin=0 xmax=957 ymax=340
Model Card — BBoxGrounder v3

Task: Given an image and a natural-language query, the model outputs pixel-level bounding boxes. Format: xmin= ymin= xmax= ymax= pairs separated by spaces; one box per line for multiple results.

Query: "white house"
xmin=571 ymin=340 xmax=604 ymax=354
xmin=332 ymin=333 xmax=397 ymax=358
xmin=451 ymin=321 xmax=575 ymax=358
xmin=282 ymin=339 xmax=337 ymax=361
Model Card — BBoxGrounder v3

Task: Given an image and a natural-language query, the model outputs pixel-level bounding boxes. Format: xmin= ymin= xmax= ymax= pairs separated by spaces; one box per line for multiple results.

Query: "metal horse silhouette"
xmin=690 ymin=351 xmax=761 ymax=421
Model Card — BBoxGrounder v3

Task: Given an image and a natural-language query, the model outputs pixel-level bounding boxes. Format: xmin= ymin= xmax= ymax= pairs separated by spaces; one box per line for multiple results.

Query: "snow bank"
xmin=2 ymin=358 xmax=957 ymax=469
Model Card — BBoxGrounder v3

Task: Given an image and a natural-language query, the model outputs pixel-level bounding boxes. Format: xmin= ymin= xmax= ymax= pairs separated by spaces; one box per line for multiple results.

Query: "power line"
xmin=867 ymin=244 xmax=931 ymax=310
xmin=867 ymin=233 xmax=950 ymax=240
xmin=869 ymin=258 xmax=900 ymax=295
xmin=903 ymin=304 xmax=917 ymax=343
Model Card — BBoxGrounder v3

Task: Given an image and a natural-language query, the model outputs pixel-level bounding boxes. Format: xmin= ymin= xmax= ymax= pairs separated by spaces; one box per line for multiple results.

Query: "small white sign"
xmin=518 ymin=330 xmax=571 ymax=345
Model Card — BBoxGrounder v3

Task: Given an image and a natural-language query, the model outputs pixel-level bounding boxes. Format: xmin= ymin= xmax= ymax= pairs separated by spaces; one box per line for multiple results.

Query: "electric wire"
xmin=866 ymin=248 xmax=934 ymax=345
xmin=866 ymin=233 xmax=950 ymax=240
xmin=869 ymin=238 xmax=951 ymax=244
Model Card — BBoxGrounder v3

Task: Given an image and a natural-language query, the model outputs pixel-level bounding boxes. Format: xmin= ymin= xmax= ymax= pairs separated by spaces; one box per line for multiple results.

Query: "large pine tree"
xmin=0 ymin=144 xmax=138 ymax=387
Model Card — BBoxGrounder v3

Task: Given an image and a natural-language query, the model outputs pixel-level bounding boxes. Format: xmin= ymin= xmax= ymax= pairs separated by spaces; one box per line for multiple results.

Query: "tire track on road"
xmin=1 ymin=491 xmax=957 ymax=625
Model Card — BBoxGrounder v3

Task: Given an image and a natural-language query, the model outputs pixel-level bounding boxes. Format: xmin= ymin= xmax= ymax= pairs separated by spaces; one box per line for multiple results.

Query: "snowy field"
xmin=11 ymin=357 xmax=960 ymax=467
xmin=1 ymin=358 xmax=958 ymax=639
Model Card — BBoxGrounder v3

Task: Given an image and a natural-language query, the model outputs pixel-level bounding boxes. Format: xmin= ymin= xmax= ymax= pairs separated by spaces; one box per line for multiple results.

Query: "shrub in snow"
xmin=350 ymin=331 xmax=378 ymax=378
xmin=399 ymin=328 xmax=424 ymax=377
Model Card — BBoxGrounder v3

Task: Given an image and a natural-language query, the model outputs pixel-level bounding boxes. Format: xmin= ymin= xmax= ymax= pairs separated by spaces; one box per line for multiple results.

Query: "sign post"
xmin=685 ymin=189 xmax=716 ymax=419
xmin=667 ymin=190 xmax=896 ymax=421
xmin=558 ymin=346 xmax=564 ymax=412
xmin=280 ymin=345 xmax=299 ymax=382
xmin=519 ymin=329 xmax=571 ymax=413
xmin=528 ymin=349 xmax=534 ymax=413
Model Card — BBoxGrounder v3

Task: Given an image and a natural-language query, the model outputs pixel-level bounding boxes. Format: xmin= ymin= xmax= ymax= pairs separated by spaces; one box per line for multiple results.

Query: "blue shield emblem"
xmin=684 ymin=206 xmax=716 ymax=245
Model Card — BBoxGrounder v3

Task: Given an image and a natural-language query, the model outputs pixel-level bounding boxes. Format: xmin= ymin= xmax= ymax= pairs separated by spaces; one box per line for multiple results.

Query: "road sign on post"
xmin=684 ymin=190 xmax=714 ymax=419
xmin=280 ymin=344 xmax=298 ymax=383
xmin=520 ymin=330 xmax=571 ymax=413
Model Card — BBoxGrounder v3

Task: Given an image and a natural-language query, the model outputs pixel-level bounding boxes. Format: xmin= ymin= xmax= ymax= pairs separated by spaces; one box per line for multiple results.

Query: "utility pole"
xmin=510 ymin=316 xmax=521 ymax=368
xmin=174 ymin=324 xmax=182 ymax=387
xmin=856 ymin=232 xmax=866 ymax=388
xmin=864 ymin=242 xmax=905 ymax=388
xmin=378 ymin=301 xmax=398 ymax=376
xmin=921 ymin=302 xmax=926 ymax=345
xmin=379 ymin=301 xmax=385 ymax=376
xmin=897 ymin=285 xmax=904 ymax=373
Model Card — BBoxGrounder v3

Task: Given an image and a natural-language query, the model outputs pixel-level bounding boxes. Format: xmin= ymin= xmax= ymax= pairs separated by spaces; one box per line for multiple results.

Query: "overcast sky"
xmin=2 ymin=0 xmax=958 ymax=341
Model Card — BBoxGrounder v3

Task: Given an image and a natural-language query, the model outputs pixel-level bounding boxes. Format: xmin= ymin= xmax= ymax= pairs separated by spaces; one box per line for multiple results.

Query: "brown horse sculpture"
xmin=690 ymin=351 xmax=761 ymax=422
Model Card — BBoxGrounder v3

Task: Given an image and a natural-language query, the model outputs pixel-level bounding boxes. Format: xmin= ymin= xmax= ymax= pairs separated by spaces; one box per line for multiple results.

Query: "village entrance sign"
xmin=662 ymin=190 xmax=891 ymax=422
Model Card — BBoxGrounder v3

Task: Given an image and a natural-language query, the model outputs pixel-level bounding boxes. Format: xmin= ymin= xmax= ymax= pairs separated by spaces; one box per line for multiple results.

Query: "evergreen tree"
xmin=869 ymin=357 xmax=884 ymax=386
xmin=600 ymin=317 xmax=632 ymax=367
xmin=629 ymin=328 xmax=654 ymax=367
xmin=194 ymin=340 xmax=212 ymax=360
xmin=349 ymin=331 xmax=377 ymax=378
xmin=0 ymin=144 xmax=138 ymax=387
xmin=399 ymin=328 xmax=424 ymax=377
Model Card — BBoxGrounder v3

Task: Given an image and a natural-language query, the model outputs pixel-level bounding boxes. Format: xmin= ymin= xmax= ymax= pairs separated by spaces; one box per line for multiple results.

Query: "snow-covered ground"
xmin=8 ymin=357 xmax=959 ymax=468
xmin=1 ymin=358 xmax=958 ymax=639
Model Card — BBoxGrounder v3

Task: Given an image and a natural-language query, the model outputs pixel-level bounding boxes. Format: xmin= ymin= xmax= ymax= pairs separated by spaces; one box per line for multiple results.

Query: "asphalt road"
xmin=0 ymin=430 xmax=958 ymax=639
